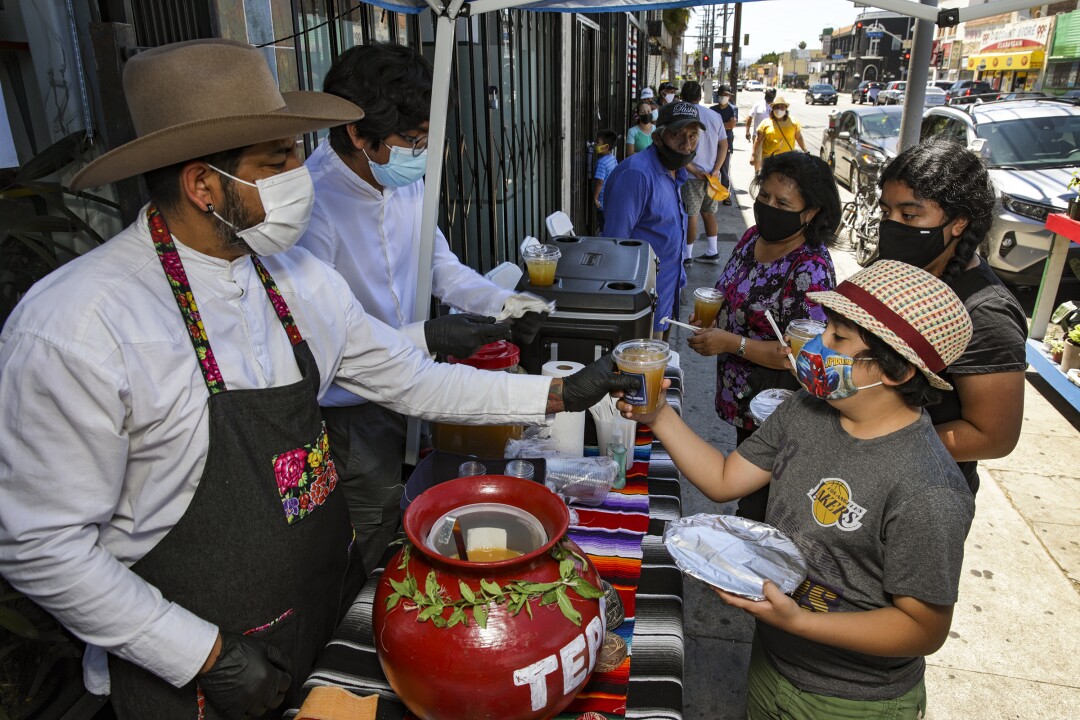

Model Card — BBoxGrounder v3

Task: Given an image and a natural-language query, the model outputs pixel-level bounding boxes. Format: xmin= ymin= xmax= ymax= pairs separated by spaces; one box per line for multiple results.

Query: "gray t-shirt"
xmin=737 ymin=391 xmax=974 ymax=701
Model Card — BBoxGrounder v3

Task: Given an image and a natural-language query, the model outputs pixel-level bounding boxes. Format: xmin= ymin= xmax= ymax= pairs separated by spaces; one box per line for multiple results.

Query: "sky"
xmin=687 ymin=0 xmax=862 ymax=62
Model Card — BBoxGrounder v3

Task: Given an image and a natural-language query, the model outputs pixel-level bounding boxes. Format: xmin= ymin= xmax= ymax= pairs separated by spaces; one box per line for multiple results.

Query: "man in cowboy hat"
xmin=0 ymin=39 xmax=636 ymax=720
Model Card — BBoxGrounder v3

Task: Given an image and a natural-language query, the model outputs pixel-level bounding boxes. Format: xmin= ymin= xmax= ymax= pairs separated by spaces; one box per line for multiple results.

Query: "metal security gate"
xmin=570 ymin=14 xmax=599 ymax=233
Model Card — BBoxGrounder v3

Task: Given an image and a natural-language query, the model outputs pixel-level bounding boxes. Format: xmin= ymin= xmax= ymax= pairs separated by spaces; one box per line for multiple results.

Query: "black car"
xmin=805 ymin=83 xmax=838 ymax=105
xmin=945 ymin=80 xmax=992 ymax=103
xmin=820 ymin=106 xmax=904 ymax=190
xmin=852 ymin=81 xmax=884 ymax=104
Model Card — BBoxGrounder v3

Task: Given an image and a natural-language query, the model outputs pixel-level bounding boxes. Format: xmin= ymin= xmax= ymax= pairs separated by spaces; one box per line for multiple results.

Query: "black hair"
xmin=879 ymin=137 xmax=996 ymax=287
xmin=143 ymin=146 xmax=247 ymax=214
xmin=825 ymin=308 xmax=941 ymax=408
xmin=751 ymin=151 xmax=842 ymax=249
xmin=597 ymin=129 xmax=618 ymax=148
xmin=680 ymin=81 xmax=703 ymax=103
xmin=323 ymin=43 xmax=433 ymax=160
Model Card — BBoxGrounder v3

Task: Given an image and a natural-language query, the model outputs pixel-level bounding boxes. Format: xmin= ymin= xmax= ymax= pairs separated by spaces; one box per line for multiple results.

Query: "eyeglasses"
xmin=394 ymin=132 xmax=428 ymax=158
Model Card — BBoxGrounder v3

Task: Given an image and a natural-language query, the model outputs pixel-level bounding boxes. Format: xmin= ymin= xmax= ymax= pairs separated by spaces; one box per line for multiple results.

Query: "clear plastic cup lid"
xmin=749 ymin=388 xmax=794 ymax=423
xmin=612 ymin=339 xmax=671 ymax=368
xmin=694 ymin=287 xmax=723 ymax=301
xmin=522 ymin=244 xmax=561 ymax=260
xmin=786 ymin=318 xmax=826 ymax=336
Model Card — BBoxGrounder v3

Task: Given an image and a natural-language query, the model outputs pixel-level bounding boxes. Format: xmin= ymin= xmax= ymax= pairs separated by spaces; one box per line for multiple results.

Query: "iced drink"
xmin=693 ymin=288 xmax=723 ymax=328
xmin=613 ymin=339 xmax=671 ymax=415
xmin=786 ymin=318 xmax=826 ymax=357
xmin=522 ymin=244 xmax=561 ymax=286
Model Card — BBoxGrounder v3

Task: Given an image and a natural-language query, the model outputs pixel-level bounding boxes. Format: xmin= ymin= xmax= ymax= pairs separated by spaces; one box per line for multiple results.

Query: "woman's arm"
xmin=936 ymin=371 xmax=1025 ymax=461
xmin=718 ymin=582 xmax=954 ymax=657
xmin=624 ymin=142 xmax=635 ymax=157
xmin=795 ymin=127 xmax=807 ymax=152
xmin=686 ymin=329 xmax=792 ymax=370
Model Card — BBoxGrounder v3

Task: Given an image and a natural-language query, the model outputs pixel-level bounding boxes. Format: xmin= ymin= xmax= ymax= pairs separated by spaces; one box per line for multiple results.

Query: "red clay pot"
xmin=373 ymin=475 xmax=604 ymax=720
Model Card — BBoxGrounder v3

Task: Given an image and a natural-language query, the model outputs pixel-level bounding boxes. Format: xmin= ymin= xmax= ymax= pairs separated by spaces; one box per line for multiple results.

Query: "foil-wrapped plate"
xmin=748 ymin=388 xmax=794 ymax=424
xmin=663 ymin=514 xmax=806 ymax=600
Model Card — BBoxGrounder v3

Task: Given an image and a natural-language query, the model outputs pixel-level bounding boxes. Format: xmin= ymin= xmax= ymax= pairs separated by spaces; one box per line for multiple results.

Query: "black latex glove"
xmin=510 ymin=311 xmax=549 ymax=346
xmin=199 ymin=633 xmax=292 ymax=719
xmin=424 ymin=313 xmax=512 ymax=358
xmin=561 ymin=354 xmax=643 ymax=413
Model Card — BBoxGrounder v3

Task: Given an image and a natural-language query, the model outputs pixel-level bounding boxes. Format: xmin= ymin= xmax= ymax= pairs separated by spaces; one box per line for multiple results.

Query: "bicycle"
xmin=838 ymin=163 xmax=881 ymax=267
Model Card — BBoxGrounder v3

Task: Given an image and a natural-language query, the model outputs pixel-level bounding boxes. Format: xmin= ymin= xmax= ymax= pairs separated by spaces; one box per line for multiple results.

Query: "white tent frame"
xmin=400 ymin=0 xmax=1040 ymax=458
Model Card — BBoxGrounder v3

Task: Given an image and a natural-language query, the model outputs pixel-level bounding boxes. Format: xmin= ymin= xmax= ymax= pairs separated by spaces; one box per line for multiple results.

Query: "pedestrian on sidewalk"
xmin=752 ymin=95 xmax=807 ymax=175
xmin=621 ymin=260 xmax=975 ymax=720
xmin=625 ymin=102 xmax=655 ymax=157
xmin=592 ymin=128 xmax=618 ymax=233
xmin=658 ymin=81 xmax=678 ymax=106
xmin=710 ymin=84 xmax=738 ymax=206
xmin=745 ymin=87 xmax=776 ymax=146
xmin=678 ymin=81 xmax=728 ymax=266
xmin=604 ymin=101 xmax=703 ymax=341
xmin=876 ymin=138 xmax=1027 ymax=495
xmin=687 ymin=152 xmax=839 ymax=521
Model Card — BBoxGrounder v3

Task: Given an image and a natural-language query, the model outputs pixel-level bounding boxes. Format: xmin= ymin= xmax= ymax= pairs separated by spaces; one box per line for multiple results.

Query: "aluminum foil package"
xmin=748 ymin=388 xmax=794 ymax=425
xmin=663 ymin=514 xmax=807 ymax=601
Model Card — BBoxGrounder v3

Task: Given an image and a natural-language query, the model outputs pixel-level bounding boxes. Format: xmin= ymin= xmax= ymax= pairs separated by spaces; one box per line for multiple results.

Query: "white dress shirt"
xmin=690 ymin=102 xmax=727 ymax=175
xmin=749 ymin=100 xmax=773 ymax=139
xmin=301 ymin=141 xmax=517 ymax=407
xmin=0 ymin=209 xmax=551 ymax=694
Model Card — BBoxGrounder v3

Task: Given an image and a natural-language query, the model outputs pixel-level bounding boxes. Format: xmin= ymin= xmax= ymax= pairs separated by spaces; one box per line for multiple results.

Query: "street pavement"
xmin=673 ymin=89 xmax=1080 ymax=719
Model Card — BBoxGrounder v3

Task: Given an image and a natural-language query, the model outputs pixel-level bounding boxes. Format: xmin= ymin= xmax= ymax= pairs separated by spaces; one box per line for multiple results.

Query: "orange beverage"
xmin=522 ymin=244 xmax=562 ymax=286
xmin=786 ymin=319 xmax=826 ymax=357
xmin=693 ymin=288 xmax=723 ymax=328
xmin=612 ymin=340 xmax=671 ymax=415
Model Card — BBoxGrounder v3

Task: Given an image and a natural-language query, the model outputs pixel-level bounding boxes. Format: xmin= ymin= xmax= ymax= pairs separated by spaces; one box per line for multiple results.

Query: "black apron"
xmin=108 ymin=208 xmax=363 ymax=719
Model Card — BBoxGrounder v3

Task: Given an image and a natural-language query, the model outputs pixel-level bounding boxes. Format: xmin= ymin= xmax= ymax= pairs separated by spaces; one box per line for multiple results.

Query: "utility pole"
xmin=720 ymin=3 xmax=731 ymax=81
xmin=729 ymin=1 xmax=742 ymax=93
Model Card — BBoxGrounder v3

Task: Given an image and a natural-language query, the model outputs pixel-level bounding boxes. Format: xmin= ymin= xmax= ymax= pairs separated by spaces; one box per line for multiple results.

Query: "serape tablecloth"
xmin=288 ymin=371 xmax=684 ymax=720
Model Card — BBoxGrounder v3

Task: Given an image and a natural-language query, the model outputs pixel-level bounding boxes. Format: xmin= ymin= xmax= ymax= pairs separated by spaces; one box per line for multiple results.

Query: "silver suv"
xmin=920 ymin=99 xmax=1080 ymax=288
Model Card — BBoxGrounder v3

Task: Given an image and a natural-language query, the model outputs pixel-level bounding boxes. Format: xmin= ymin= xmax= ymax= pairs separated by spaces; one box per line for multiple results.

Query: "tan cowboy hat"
xmin=771 ymin=95 xmax=791 ymax=108
xmin=69 ymin=39 xmax=364 ymax=191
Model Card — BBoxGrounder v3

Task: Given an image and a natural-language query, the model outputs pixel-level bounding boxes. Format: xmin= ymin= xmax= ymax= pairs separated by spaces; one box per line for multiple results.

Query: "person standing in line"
xmin=603 ymin=101 xmax=704 ymax=341
xmin=678 ymin=81 xmax=728 ymax=266
xmin=592 ymin=129 xmax=619 ymax=233
xmin=298 ymin=43 xmax=554 ymax=574
xmin=745 ymin=87 xmax=776 ymax=146
xmin=752 ymin=95 xmax=807 ymax=174
xmin=710 ymin=84 xmax=738 ymax=207
xmin=625 ymin=102 xmax=655 ymax=157
xmin=658 ymin=81 xmax=678 ymax=106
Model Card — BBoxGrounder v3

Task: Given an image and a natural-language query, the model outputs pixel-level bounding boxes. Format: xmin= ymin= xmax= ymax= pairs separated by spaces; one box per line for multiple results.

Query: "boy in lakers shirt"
xmin=620 ymin=260 xmax=975 ymax=719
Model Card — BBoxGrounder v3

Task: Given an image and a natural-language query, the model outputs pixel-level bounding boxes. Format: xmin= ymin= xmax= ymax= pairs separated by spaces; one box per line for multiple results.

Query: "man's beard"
xmin=211 ymin=178 xmax=260 ymax=255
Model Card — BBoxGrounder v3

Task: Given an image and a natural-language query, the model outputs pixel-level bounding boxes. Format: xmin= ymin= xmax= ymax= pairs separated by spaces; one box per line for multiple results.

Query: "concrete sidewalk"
xmin=674 ymin=119 xmax=1080 ymax=719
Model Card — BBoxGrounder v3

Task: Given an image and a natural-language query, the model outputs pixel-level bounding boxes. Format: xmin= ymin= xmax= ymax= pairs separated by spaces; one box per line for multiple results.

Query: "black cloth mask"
xmin=639 ymin=113 xmax=653 ymax=125
xmin=877 ymin=219 xmax=956 ymax=268
xmin=654 ymin=141 xmax=696 ymax=171
xmin=753 ymin=200 xmax=808 ymax=243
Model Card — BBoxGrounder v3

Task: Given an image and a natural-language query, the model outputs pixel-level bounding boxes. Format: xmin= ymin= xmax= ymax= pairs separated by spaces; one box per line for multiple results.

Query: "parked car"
xmin=820 ymin=105 xmax=904 ymax=190
xmin=921 ymin=100 xmax=1080 ymax=288
xmin=895 ymin=84 xmax=946 ymax=107
xmin=878 ymin=81 xmax=907 ymax=105
xmin=944 ymin=79 xmax=992 ymax=103
xmin=932 ymin=80 xmax=953 ymax=92
xmin=996 ymin=91 xmax=1048 ymax=101
xmin=746 ymin=80 xmax=765 ymax=91
xmin=805 ymin=83 xmax=838 ymax=105
xmin=852 ymin=81 xmax=884 ymax=104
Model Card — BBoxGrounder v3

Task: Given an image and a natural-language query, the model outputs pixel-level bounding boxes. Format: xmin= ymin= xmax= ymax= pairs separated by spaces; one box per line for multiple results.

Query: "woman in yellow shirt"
xmin=752 ymin=96 xmax=807 ymax=173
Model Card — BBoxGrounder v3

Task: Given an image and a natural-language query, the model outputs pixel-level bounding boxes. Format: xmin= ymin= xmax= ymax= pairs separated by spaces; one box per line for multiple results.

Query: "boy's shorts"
xmin=747 ymin=638 xmax=926 ymax=720
xmin=681 ymin=177 xmax=717 ymax=216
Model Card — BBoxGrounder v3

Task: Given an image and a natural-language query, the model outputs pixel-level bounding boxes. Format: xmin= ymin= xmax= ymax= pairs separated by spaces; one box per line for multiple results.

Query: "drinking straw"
xmin=764 ymin=309 xmax=798 ymax=372
xmin=660 ymin=316 xmax=700 ymax=332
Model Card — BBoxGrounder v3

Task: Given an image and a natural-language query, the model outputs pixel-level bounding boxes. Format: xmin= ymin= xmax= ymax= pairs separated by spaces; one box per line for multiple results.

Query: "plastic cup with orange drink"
xmin=693 ymin=288 xmax=723 ymax=328
xmin=785 ymin=318 xmax=826 ymax=357
xmin=612 ymin=339 xmax=671 ymax=415
xmin=521 ymin=244 xmax=561 ymax=286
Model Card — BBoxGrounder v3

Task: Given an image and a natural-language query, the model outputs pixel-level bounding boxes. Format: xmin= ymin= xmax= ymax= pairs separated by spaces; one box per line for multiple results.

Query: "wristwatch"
xmin=737 ymin=336 xmax=748 ymax=356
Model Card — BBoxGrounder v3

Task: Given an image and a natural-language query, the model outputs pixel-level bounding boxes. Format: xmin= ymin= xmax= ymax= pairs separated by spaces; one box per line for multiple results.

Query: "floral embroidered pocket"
xmin=271 ymin=423 xmax=339 ymax=524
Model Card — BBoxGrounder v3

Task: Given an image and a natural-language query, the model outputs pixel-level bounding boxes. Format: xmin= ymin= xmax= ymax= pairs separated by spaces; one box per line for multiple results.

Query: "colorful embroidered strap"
xmin=147 ymin=206 xmax=304 ymax=395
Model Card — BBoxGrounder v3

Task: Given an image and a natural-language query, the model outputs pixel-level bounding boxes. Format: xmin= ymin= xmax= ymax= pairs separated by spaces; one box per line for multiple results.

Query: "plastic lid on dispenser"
xmin=448 ymin=340 xmax=521 ymax=370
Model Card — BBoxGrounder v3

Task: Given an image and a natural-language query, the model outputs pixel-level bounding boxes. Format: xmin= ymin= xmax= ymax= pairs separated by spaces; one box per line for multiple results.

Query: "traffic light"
xmin=903 ymin=51 xmax=911 ymax=61
xmin=703 ymin=53 xmax=711 ymax=67
xmin=856 ymin=22 xmax=863 ymax=30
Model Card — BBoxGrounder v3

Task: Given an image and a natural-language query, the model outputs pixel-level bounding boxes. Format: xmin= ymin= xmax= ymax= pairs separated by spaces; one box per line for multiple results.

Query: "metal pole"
xmin=729 ymin=1 xmax=741 ymax=93
xmin=720 ymin=3 xmax=730 ymax=82
xmin=898 ymin=0 xmax=937 ymax=152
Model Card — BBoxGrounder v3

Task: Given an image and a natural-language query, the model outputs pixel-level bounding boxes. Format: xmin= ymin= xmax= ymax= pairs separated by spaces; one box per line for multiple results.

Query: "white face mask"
xmin=664 ymin=93 xmax=676 ymax=103
xmin=207 ymin=164 xmax=314 ymax=256
xmin=773 ymin=109 xmax=788 ymax=119
xmin=720 ymin=97 xmax=730 ymax=106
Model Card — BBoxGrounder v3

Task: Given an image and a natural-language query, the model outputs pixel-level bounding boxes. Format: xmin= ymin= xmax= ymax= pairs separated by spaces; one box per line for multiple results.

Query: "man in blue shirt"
xmin=603 ymin=102 xmax=704 ymax=340
xmin=592 ymin=129 xmax=619 ymax=233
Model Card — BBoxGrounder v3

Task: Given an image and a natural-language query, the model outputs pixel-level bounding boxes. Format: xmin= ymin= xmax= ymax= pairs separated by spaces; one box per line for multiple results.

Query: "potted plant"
xmin=1050 ymin=339 xmax=1065 ymax=364
xmin=1061 ymin=326 xmax=1080 ymax=372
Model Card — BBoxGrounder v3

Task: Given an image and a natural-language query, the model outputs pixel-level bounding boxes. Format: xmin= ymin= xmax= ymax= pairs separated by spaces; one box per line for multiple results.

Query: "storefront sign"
xmin=976 ymin=17 xmax=1053 ymax=54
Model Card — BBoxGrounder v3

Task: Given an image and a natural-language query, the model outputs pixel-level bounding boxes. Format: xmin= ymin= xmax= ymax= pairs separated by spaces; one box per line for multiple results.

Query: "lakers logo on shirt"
xmin=807 ymin=478 xmax=866 ymax=531
xmin=791 ymin=577 xmax=842 ymax=613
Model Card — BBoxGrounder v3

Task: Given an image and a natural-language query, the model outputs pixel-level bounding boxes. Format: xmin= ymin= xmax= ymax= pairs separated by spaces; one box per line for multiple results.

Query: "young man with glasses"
xmin=298 ymin=43 xmax=552 ymax=573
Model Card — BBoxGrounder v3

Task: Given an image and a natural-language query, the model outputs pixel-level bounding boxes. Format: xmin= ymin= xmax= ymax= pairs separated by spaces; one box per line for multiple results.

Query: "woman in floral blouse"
xmin=688 ymin=152 xmax=840 ymax=520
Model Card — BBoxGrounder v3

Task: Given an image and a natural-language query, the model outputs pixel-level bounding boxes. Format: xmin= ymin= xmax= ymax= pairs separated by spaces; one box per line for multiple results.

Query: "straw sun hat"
xmin=69 ymin=39 xmax=364 ymax=191
xmin=807 ymin=260 xmax=972 ymax=390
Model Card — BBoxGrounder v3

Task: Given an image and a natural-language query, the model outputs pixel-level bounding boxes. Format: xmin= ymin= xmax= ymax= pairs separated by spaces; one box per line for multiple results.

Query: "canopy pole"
xmin=405 ymin=6 xmax=460 ymax=465
xmin=898 ymin=0 xmax=936 ymax=152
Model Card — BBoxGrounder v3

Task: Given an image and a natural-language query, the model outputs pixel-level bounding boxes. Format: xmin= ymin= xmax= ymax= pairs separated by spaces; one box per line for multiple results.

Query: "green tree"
xmin=821 ymin=27 xmax=834 ymax=37
xmin=798 ymin=41 xmax=807 ymax=50
xmin=757 ymin=52 xmax=780 ymax=65
xmin=662 ymin=8 xmax=691 ymax=80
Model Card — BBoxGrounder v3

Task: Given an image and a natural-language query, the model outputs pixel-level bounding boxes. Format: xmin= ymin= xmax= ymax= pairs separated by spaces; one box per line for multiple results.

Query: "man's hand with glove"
xmin=546 ymin=354 xmax=643 ymax=413
xmin=199 ymin=632 xmax=292 ymax=719
xmin=424 ymin=313 xmax=512 ymax=358
xmin=498 ymin=293 xmax=555 ymax=347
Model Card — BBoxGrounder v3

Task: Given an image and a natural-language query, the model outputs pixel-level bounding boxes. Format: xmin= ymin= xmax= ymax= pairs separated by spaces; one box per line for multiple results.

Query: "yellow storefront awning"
xmin=967 ymin=49 xmax=1044 ymax=72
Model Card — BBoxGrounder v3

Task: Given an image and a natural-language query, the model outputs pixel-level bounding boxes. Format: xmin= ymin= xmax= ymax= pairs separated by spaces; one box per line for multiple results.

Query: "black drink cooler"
xmin=515 ymin=236 xmax=658 ymax=374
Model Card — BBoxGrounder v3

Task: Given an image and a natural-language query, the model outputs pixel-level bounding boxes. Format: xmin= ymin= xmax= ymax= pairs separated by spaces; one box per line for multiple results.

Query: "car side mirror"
xmin=837 ymin=131 xmax=851 ymax=140
xmin=968 ymin=138 xmax=990 ymax=159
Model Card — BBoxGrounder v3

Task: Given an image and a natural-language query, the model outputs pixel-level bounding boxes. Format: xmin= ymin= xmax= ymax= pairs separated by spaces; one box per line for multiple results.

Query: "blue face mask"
xmin=795 ymin=334 xmax=883 ymax=401
xmin=364 ymin=145 xmax=428 ymax=188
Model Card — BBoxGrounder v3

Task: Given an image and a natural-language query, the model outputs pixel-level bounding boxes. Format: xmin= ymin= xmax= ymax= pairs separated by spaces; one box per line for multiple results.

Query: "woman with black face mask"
xmin=687 ymin=152 xmax=841 ymax=520
xmin=876 ymin=138 xmax=1027 ymax=496
xmin=625 ymin=102 xmax=655 ymax=157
